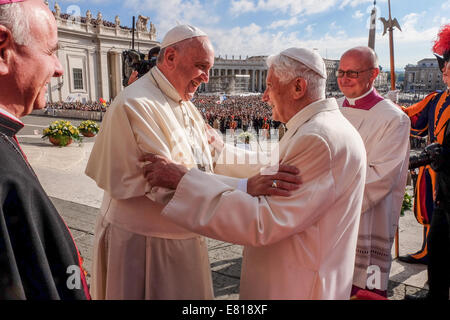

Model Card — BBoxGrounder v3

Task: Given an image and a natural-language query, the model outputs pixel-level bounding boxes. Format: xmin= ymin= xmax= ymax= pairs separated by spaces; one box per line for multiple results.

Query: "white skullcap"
xmin=160 ymin=24 xmax=208 ymax=49
xmin=280 ymin=47 xmax=327 ymax=79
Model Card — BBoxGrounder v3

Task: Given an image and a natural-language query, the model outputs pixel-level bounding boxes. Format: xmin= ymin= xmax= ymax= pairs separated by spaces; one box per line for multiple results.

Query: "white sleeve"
xmin=162 ymin=134 xmax=336 ymax=247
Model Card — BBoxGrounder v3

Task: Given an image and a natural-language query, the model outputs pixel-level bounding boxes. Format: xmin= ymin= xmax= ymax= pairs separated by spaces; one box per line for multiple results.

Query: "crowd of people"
xmin=45 ymin=101 xmax=109 ymax=112
xmin=44 ymin=95 xmax=282 ymax=132
xmin=193 ymin=95 xmax=283 ymax=132
xmin=43 ymin=93 xmax=428 ymax=136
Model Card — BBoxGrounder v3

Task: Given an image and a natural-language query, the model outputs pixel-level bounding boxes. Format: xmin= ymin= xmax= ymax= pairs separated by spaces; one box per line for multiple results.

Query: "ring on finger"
xmin=271 ymin=179 xmax=277 ymax=188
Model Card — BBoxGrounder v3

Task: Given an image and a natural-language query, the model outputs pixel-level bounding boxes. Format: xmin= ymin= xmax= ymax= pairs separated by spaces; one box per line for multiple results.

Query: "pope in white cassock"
xmin=85 ymin=25 xmax=299 ymax=300
xmin=141 ymin=48 xmax=368 ymax=299
xmin=336 ymin=46 xmax=410 ymax=297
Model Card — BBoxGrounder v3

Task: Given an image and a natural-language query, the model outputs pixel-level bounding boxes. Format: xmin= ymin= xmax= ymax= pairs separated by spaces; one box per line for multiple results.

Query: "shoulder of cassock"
xmin=84 ymin=73 xmax=184 ymax=199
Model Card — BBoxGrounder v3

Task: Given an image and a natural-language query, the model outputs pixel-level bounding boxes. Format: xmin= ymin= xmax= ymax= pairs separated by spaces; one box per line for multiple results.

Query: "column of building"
xmin=98 ymin=49 xmax=110 ymax=102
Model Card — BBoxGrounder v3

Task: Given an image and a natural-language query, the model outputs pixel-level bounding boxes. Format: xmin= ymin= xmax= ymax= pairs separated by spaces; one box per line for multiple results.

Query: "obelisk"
xmin=368 ymin=1 xmax=377 ymax=50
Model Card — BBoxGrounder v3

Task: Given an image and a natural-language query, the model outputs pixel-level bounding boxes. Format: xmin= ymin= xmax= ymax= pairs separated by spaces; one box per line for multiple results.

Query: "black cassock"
xmin=0 ymin=113 xmax=90 ymax=299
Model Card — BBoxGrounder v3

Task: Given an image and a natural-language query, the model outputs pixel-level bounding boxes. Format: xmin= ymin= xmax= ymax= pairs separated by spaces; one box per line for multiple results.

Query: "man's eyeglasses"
xmin=336 ymin=68 xmax=373 ymax=79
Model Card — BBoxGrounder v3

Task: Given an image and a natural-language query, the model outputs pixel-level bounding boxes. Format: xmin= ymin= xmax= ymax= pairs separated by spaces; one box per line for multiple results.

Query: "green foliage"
xmin=78 ymin=120 xmax=100 ymax=134
xmin=238 ymin=131 xmax=254 ymax=143
xmin=42 ymin=120 xmax=81 ymax=142
xmin=401 ymin=190 xmax=413 ymax=216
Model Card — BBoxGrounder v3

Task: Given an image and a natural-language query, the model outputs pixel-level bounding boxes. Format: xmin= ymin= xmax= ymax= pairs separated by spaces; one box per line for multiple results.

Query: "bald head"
xmin=341 ymin=46 xmax=379 ymax=70
xmin=337 ymin=46 xmax=380 ymax=99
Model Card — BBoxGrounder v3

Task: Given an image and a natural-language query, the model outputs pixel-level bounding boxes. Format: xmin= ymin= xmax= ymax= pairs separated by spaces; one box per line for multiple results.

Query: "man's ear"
xmin=292 ymin=77 xmax=307 ymax=100
xmin=0 ymin=26 xmax=13 ymax=76
xmin=163 ymin=47 xmax=177 ymax=70
xmin=369 ymin=67 xmax=380 ymax=83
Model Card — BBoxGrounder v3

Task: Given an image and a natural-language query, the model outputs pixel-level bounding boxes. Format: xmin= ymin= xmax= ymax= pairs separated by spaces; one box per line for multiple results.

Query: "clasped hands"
xmin=140 ymin=153 xmax=302 ymax=197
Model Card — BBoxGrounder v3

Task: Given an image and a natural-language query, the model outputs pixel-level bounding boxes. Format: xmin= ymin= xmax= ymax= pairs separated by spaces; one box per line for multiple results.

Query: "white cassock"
xmin=338 ymin=90 xmax=411 ymax=291
xmin=161 ymin=98 xmax=367 ymax=299
xmin=85 ymin=67 xmax=241 ymax=299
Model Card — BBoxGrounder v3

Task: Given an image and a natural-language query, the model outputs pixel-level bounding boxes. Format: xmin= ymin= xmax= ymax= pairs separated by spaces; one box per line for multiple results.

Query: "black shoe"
xmin=404 ymin=293 xmax=430 ymax=301
xmin=398 ymin=254 xmax=428 ymax=265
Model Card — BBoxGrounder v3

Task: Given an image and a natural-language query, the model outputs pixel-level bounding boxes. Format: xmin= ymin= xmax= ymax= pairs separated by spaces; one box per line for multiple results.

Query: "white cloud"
xmin=440 ymin=17 xmax=450 ymax=25
xmin=267 ymin=17 xmax=299 ymax=29
xmin=396 ymin=12 xmax=438 ymax=44
xmin=230 ymin=0 xmax=257 ymax=15
xmin=305 ymin=24 xmax=315 ymax=35
xmin=352 ymin=10 xmax=364 ymax=19
xmin=339 ymin=0 xmax=383 ymax=9
xmin=432 ymin=14 xmax=450 ymax=25
xmin=230 ymin=0 xmax=338 ymax=16
xmin=230 ymin=0 xmax=387 ymax=15
xmin=330 ymin=21 xmax=338 ymax=30
xmin=124 ymin=0 xmax=220 ymax=39
xmin=117 ymin=0 xmax=442 ymax=70
xmin=205 ymin=20 xmax=365 ymax=63
xmin=205 ymin=9 xmax=438 ymax=71
xmin=442 ymin=0 xmax=450 ymax=9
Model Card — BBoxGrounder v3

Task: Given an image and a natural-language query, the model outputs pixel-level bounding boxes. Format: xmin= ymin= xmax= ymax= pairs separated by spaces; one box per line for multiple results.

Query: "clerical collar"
xmin=0 ymin=107 xmax=22 ymax=123
xmin=0 ymin=108 xmax=24 ymax=136
xmin=285 ymin=98 xmax=339 ymax=132
xmin=151 ymin=67 xmax=184 ymax=104
xmin=342 ymin=88 xmax=384 ymax=110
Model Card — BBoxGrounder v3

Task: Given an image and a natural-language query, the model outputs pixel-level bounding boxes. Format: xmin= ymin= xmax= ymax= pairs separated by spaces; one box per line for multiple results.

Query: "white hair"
xmin=0 ymin=3 xmax=30 ymax=46
xmin=266 ymin=53 xmax=326 ymax=100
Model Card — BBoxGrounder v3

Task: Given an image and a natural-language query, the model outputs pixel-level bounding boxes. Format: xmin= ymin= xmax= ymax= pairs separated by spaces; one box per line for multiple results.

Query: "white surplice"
xmin=338 ymin=95 xmax=411 ymax=291
xmin=161 ymin=98 xmax=367 ymax=299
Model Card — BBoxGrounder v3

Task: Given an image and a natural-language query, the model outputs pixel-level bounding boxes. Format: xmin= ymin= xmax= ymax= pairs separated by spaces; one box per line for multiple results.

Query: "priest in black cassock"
xmin=0 ymin=0 xmax=90 ymax=299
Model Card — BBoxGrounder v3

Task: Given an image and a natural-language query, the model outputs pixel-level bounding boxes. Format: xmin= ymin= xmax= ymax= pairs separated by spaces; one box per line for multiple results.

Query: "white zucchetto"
xmin=160 ymin=24 xmax=208 ymax=49
xmin=279 ymin=47 xmax=327 ymax=79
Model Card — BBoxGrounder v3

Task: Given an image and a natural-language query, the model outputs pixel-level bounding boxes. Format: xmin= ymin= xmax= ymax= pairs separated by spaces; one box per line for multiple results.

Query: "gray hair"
xmin=266 ymin=53 xmax=326 ymax=100
xmin=0 ymin=3 xmax=30 ymax=46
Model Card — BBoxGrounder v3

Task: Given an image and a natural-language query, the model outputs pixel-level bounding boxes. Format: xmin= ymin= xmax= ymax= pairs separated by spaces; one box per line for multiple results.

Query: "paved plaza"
xmin=17 ymin=115 xmax=431 ymax=300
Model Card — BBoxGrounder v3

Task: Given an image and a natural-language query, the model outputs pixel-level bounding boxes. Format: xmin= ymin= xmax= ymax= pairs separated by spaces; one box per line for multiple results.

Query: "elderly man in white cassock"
xmin=336 ymin=46 xmax=411 ymax=298
xmin=85 ymin=25 xmax=300 ymax=300
xmin=141 ymin=48 xmax=368 ymax=299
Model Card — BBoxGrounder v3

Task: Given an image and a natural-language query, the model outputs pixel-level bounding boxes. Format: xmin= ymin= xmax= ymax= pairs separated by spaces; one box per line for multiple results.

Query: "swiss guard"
xmin=399 ymin=24 xmax=450 ymax=270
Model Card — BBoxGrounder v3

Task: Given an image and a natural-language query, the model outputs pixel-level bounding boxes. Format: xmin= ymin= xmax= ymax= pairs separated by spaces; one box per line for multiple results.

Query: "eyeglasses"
xmin=336 ymin=68 xmax=373 ymax=79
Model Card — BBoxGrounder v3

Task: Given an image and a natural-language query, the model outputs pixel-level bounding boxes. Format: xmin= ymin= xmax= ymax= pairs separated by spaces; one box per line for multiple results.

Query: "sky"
xmin=49 ymin=0 xmax=450 ymax=71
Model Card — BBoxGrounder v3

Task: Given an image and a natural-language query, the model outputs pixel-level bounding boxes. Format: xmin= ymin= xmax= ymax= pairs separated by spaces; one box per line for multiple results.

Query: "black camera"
xmin=409 ymin=143 xmax=445 ymax=171
xmin=122 ymin=49 xmax=157 ymax=87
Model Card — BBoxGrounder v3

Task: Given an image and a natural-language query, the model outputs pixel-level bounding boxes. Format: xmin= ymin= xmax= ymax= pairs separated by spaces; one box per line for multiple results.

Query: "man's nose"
xmin=200 ymin=70 xmax=209 ymax=83
xmin=53 ymin=57 xmax=64 ymax=78
xmin=262 ymin=89 xmax=269 ymax=102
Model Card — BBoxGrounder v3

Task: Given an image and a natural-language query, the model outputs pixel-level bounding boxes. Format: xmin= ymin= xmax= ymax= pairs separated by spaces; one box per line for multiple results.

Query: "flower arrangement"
xmin=238 ymin=131 xmax=254 ymax=144
xmin=401 ymin=190 xmax=413 ymax=216
xmin=42 ymin=120 xmax=81 ymax=146
xmin=78 ymin=120 xmax=100 ymax=137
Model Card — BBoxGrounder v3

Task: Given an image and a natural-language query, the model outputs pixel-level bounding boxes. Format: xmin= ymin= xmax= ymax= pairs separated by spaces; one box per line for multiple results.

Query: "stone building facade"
xmin=203 ymin=55 xmax=342 ymax=94
xmin=404 ymin=58 xmax=446 ymax=93
xmin=325 ymin=59 xmax=339 ymax=92
xmin=47 ymin=4 xmax=159 ymax=104
xmin=374 ymin=71 xmax=389 ymax=92
xmin=203 ymin=56 xmax=267 ymax=93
